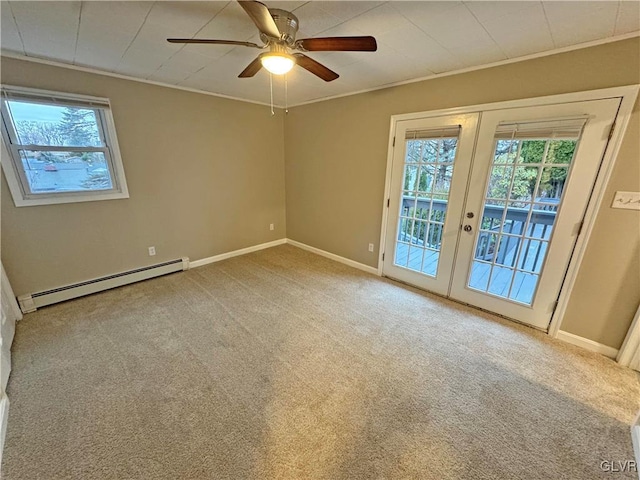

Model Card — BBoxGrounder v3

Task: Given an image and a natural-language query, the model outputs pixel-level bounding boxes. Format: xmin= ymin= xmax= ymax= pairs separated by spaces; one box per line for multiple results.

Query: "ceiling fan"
xmin=167 ymin=0 xmax=377 ymax=82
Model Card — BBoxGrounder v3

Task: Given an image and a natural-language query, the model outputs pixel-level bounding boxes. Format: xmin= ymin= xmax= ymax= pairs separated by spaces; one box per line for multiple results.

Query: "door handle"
xmin=463 ymin=225 xmax=472 ymax=232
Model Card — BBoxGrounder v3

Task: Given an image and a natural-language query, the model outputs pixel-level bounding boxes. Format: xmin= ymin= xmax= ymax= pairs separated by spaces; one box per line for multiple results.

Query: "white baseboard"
xmin=189 ymin=238 xmax=379 ymax=276
xmin=190 ymin=239 xmax=287 ymax=268
xmin=285 ymin=239 xmax=379 ymax=275
xmin=556 ymin=330 xmax=619 ymax=358
xmin=0 ymin=393 xmax=9 ymax=471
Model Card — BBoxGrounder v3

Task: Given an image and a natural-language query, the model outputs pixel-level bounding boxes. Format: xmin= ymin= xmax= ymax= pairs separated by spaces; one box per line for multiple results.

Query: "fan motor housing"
xmin=264 ymin=8 xmax=299 ymax=45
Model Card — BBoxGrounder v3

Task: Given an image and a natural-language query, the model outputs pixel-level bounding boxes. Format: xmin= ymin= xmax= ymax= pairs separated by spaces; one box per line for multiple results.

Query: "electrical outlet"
xmin=368 ymin=243 xmax=374 ymax=252
xmin=270 ymin=223 xmax=274 ymax=231
xmin=148 ymin=246 xmax=156 ymax=256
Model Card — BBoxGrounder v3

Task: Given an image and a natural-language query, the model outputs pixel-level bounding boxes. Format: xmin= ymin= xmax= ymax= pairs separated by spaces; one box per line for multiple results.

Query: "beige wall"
xmin=284 ymin=38 xmax=640 ymax=349
xmin=1 ymin=56 xmax=286 ymax=296
xmin=560 ymin=105 xmax=640 ymax=348
xmin=2 ymin=39 xmax=638 ymax=350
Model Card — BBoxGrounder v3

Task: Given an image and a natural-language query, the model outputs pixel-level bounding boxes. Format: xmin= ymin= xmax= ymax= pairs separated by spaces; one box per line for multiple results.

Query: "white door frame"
xmin=618 ymin=305 xmax=640 ymax=370
xmin=1 ymin=263 xmax=22 ymax=468
xmin=378 ymin=85 xmax=639 ymax=337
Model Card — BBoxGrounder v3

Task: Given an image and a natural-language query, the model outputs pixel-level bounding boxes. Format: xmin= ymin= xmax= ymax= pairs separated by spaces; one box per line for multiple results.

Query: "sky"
xmin=8 ymin=101 xmax=65 ymax=124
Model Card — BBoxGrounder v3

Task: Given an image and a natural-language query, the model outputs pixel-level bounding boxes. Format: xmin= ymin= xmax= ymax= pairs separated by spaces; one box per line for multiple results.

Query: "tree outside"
xmin=15 ymin=106 xmax=100 ymax=150
xmin=401 ymin=138 xmax=458 ymax=248
xmin=489 ymin=139 xmax=576 ymax=203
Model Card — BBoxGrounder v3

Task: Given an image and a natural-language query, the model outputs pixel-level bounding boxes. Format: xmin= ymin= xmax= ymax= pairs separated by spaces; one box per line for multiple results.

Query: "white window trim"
xmin=0 ymin=85 xmax=129 ymax=207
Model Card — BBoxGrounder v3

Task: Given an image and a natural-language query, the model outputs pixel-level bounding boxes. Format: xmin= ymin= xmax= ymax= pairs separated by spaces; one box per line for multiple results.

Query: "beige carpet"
xmin=2 ymin=244 xmax=639 ymax=479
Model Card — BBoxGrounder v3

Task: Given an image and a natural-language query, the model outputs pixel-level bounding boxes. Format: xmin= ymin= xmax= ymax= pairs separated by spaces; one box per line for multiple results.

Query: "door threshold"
xmin=382 ymin=274 xmax=548 ymax=333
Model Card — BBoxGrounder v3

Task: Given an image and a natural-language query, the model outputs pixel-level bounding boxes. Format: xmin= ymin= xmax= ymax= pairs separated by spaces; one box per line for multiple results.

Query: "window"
xmin=1 ymin=85 xmax=128 ymax=206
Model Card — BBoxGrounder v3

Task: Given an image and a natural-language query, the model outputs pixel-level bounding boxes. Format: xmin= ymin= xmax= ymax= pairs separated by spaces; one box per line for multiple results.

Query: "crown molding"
xmin=0 ymin=51 xmax=279 ymax=109
xmin=292 ymin=31 xmax=640 ymax=108
xmin=2 ymin=31 xmax=638 ymax=109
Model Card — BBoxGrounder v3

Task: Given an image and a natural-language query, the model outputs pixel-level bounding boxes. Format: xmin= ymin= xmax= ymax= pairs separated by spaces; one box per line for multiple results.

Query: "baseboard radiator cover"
xmin=632 ymin=410 xmax=640 ymax=469
xmin=17 ymin=258 xmax=189 ymax=314
xmin=0 ymin=393 xmax=9 ymax=470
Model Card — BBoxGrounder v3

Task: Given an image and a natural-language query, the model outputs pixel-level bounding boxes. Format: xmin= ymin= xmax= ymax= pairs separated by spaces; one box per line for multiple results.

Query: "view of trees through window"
xmin=396 ymin=135 xmax=577 ymax=286
xmin=487 ymin=139 xmax=575 ymax=204
xmin=467 ymin=138 xmax=577 ymax=304
xmin=14 ymin=107 xmax=101 ymax=147
xmin=395 ymin=137 xmax=458 ymax=275
xmin=6 ymin=101 xmax=112 ymax=193
xmin=403 ymin=138 xmax=456 ymax=197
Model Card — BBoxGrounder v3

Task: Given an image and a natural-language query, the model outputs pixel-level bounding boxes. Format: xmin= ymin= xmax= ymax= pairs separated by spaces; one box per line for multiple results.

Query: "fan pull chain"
xmin=269 ymin=73 xmax=274 ymax=116
xmin=285 ymin=74 xmax=288 ymax=114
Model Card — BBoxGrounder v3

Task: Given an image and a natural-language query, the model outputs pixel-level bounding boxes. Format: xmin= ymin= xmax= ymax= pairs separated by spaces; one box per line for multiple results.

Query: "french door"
xmin=383 ymin=98 xmax=620 ymax=330
xmin=383 ymin=113 xmax=479 ymax=296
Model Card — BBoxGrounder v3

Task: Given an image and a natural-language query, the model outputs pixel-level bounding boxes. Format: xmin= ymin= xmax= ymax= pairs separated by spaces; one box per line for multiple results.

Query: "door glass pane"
xmin=486 ymin=166 xmax=512 ymax=199
xmin=519 ymin=140 xmax=546 ymax=164
xmin=536 ymin=167 xmax=568 ymax=204
xmin=494 ymin=140 xmax=518 ymax=163
xmin=467 ymin=137 xmax=577 ymax=305
xmin=508 ymin=166 xmax=538 ymax=201
xmin=403 ymin=165 xmax=419 ymax=190
xmin=394 ymin=135 xmax=459 ymax=277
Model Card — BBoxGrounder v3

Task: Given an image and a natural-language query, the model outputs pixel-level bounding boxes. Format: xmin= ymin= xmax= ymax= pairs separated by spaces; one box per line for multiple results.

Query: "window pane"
xmin=417 ymin=165 xmax=435 ymax=193
xmin=519 ymin=140 xmax=546 ymax=164
xmin=509 ymin=271 xmax=538 ymax=304
xmin=469 ymin=261 xmax=491 ymax=290
xmin=545 ymin=140 xmax=576 ymax=165
xmin=466 ymin=135 xmax=576 ymax=305
xmin=421 ymin=250 xmax=439 ymax=276
xmin=395 ymin=243 xmax=409 ymax=267
xmin=438 ymin=139 xmax=457 ymax=163
xmin=508 ymin=166 xmax=538 ymax=202
xmin=395 ymin=135 xmax=459 ymax=278
xmin=536 ymin=166 xmax=568 ymax=202
xmin=486 ymin=166 xmax=512 ymax=199
xmin=7 ymin=100 xmax=103 ymax=147
xmin=403 ymin=165 xmax=419 ymax=191
xmin=493 ymin=140 xmax=518 ymax=164
xmin=488 ymin=266 xmax=514 ymax=297
xmin=421 ymin=140 xmax=440 ymax=162
xmin=18 ymin=151 xmax=113 ymax=193
xmin=405 ymin=141 xmax=422 ymax=163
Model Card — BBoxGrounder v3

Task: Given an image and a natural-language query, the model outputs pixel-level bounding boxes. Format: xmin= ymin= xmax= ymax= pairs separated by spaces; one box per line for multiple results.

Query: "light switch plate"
xmin=611 ymin=191 xmax=640 ymax=210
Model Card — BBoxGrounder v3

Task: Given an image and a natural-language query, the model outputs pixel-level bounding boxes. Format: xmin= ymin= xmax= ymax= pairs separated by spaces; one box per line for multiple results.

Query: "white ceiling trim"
xmin=1 ymin=31 xmax=638 ymax=110
xmin=0 ymin=49 xmax=275 ymax=108
xmin=291 ymin=31 xmax=640 ymax=107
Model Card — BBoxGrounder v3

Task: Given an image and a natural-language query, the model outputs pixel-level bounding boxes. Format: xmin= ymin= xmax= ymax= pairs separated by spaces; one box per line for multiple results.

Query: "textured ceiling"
xmin=1 ymin=1 xmax=639 ymax=106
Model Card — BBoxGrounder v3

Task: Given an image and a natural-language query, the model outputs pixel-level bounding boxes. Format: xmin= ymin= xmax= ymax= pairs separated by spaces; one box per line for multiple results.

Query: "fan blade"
xmin=167 ymin=38 xmax=262 ymax=48
xmin=294 ymin=54 xmax=338 ymax=82
xmin=297 ymin=36 xmax=377 ymax=52
xmin=238 ymin=1 xmax=281 ymax=39
xmin=238 ymin=56 xmax=263 ymax=78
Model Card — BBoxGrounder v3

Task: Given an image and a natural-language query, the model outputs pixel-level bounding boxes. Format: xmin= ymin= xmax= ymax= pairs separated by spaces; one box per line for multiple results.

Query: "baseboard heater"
xmin=17 ymin=257 xmax=189 ymax=314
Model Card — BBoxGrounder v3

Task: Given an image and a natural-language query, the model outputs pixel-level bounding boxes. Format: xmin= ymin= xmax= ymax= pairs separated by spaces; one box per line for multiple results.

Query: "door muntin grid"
xmin=467 ymin=137 xmax=578 ymax=305
xmin=394 ymin=135 xmax=458 ymax=277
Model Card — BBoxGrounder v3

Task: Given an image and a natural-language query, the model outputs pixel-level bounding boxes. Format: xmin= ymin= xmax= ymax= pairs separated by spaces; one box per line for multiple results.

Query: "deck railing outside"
xmin=399 ymin=196 xmax=556 ymax=268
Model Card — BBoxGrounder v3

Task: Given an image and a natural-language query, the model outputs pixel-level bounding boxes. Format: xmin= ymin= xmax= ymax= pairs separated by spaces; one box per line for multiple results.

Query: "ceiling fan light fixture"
xmin=260 ymin=52 xmax=295 ymax=75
